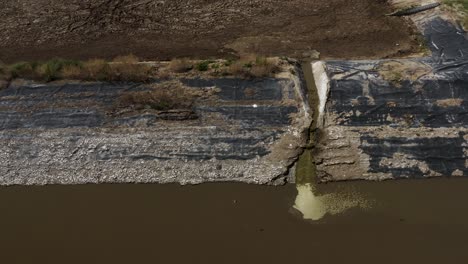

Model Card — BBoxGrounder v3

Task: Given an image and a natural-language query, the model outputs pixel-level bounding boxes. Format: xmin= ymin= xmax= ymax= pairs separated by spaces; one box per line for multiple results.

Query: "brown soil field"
xmin=0 ymin=0 xmax=420 ymax=63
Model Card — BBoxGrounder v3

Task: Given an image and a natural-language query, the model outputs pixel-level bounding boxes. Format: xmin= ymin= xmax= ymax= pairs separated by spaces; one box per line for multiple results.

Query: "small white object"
xmin=252 ymin=104 xmax=258 ymax=108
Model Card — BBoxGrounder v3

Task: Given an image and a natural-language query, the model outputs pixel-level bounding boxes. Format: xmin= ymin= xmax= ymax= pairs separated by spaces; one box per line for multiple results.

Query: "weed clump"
xmin=82 ymin=59 xmax=109 ymax=80
xmin=108 ymin=55 xmax=152 ymax=82
xmin=250 ymin=57 xmax=279 ymax=77
xmin=39 ymin=59 xmax=82 ymax=82
xmin=2 ymin=55 xmax=282 ymax=83
xmin=445 ymin=0 xmax=468 ymax=9
xmin=9 ymin=62 xmax=38 ymax=79
xmin=227 ymin=55 xmax=279 ymax=77
xmin=196 ymin=61 xmax=210 ymax=71
xmin=168 ymin=58 xmax=193 ymax=73
xmin=444 ymin=0 xmax=468 ymax=28
xmin=116 ymin=83 xmax=195 ymax=111
xmin=8 ymin=59 xmax=81 ymax=81
xmin=113 ymin=54 xmax=139 ymax=64
xmin=227 ymin=61 xmax=249 ymax=76
xmin=5 ymin=55 xmax=153 ymax=82
xmin=0 ymin=61 xmax=10 ymax=89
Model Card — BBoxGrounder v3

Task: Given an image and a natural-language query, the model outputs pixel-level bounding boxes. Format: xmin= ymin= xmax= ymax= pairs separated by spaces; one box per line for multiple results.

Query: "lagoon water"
xmin=1 ymin=178 xmax=468 ymax=263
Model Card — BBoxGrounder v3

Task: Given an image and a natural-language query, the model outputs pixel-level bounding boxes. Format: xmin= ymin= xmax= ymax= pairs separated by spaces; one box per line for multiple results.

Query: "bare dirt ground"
xmin=0 ymin=0 xmax=420 ymax=63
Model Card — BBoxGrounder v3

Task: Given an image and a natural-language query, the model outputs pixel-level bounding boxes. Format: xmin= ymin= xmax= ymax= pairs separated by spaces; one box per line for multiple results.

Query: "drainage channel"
xmin=292 ymin=60 xmax=368 ymax=221
xmin=293 ymin=51 xmax=468 ymax=222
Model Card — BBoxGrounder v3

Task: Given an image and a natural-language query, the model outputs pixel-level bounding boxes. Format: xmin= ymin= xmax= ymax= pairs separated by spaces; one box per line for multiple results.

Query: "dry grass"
xmin=444 ymin=0 xmax=468 ymax=29
xmin=8 ymin=59 xmax=81 ymax=81
xmin=168 ymin=58 xmax=193 ymax=73
xmin=227 ymin=55 xmax=279 ymax=77
xmin=110 ymin=54 xmax=153 ymax=81
xmin=82 ymin=59 xmax=109 ymax=80
xmin=108 ymin=55 xmax=152 ymax=82
xmin=116 ymin=82 xmax=195 ymax=111
xmin=228 ymin=61 xmax=249 ymax=76
xmin=157 ymin=69 xmax=172 ymax=80
xmin=0 ymin=61 xmax=11 ymax=79
xmin=0 ymin=62 xmax=9 ymax=89
xmin=250 ymin=57 xmax=279 ymax=77
xmin=3 ymin=55 xmax=154 ymax=82
xmin=436 ymin=98 xmax=464 ymax=107
xmin=3 ymin=55 xmax=282 ymax=83
xmin=378 ymin=61 xmax=431 ymax=87
xmin=61 ymin=64 xmax=84 ymax=79
xmin=112 ymin=54 xmax=139 ymax=64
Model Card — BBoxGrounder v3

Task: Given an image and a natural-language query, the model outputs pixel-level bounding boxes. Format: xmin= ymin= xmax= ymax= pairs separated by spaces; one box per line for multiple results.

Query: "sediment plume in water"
xmin=294 ymin=183 xmax=371 ymax=221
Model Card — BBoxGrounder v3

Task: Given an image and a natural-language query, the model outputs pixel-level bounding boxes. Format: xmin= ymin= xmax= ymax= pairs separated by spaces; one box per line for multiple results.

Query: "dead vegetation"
xmin=163 ymin=55 xmax=280 ymax=78
xmin=56 ymin=55 xmax=153 ymax=82
xmin=209 ymin=55 xmax=280 ymax=78
xmin=168 ymin=58 xmax=193 ymax=73
xmin=0 ymin=61 xmax=9 ymax=89
xmin=1 ymin=55 xmax=153 ymax=83
xmin=249 ymin=57 xmax=280 ymax=77
xmin=436 ymin=98 xmax=464 ymax=107
xmin=0 ymin=55 xmax=283 ymax=86
xmin=378 ymin=60 xmax=432 ymax=87
xmin=443 ymin=0 xmax=468 ymax=29
xmin=115 ymin=82 xmax=197 ymax=111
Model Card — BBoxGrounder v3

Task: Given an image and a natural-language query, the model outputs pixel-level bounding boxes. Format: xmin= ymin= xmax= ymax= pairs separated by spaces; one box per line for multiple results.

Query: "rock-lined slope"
xmin=0 ymin=69 xmax=311 ymax=185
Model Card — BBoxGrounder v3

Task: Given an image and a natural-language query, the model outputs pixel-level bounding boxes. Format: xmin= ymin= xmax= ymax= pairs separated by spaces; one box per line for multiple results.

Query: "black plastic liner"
xmin=320 ymin=16 xmax=468 ymax=179
xmin=327 ymin=17 xmax=468 ymax=128
xmin=0 ymin=78 xmax=297 ymax=161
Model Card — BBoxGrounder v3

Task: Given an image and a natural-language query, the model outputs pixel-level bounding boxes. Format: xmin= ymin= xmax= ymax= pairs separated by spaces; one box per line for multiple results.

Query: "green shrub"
xmin=9 ymin=62 xmax=37 ymax=78
xmin=9 ymin=59 xmax=81 ymax=81
xmin=444 ymin=0 xmax=468 ymax=28
xmin=196 ymin=61 xmax=211 ymax=71
xmin=244 ymin=62 xmax=253 ymax=68
xmin=38 ymin=59 xmax=82 ymax=82
xmin=444 ymin=0 xmax=468 ymax=9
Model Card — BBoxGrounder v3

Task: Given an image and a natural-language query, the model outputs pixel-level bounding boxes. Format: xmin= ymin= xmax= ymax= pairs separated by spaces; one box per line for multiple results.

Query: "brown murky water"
xmin=1 ymin=178 xmax=468 ymax=263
